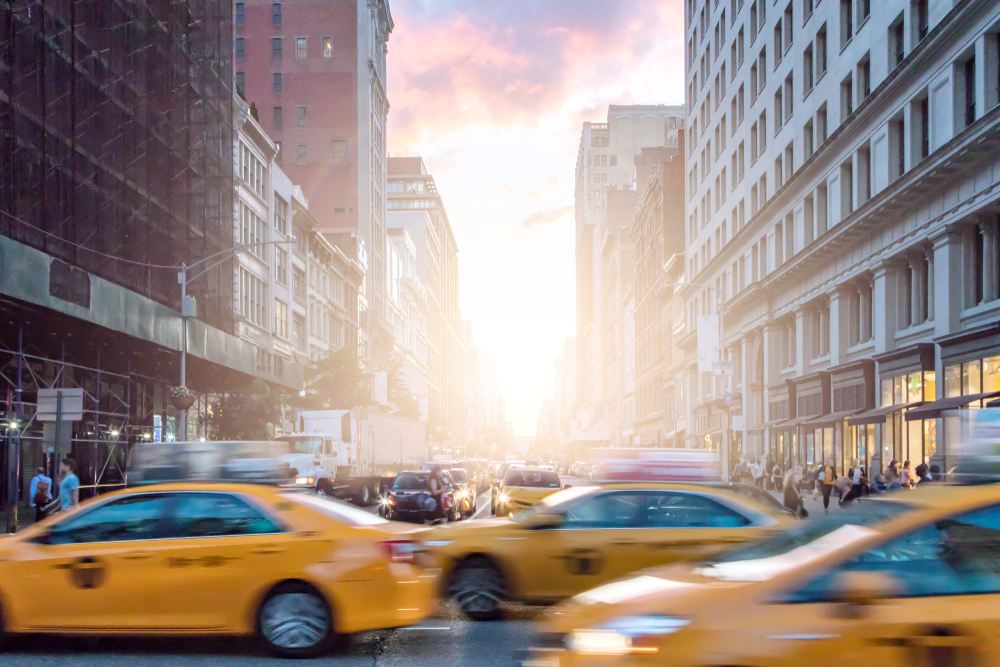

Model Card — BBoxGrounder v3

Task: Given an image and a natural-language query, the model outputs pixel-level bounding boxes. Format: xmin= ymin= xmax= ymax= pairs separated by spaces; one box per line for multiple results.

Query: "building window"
xmin=296 ymin=144 xmax=307 ymax=164
xmin=273 ymin=106 xmax=282 ymax=129
xmin=296 ymin=105 xmax=307 ymax=127
xmin=240 ymin=268 xmax=267 ymax=328
xmin=235 ymin=2 xmax=244 ymax=26
xmin=272 ymin=37 xmax=282 ymax=60
xmin=841 ymin=72 xmax=854 ymax=118
xmin=272 ymin=3 xmax=281 ymax=26
xmin=859 ymin=54 xmax=871 ymax=100
xmin=274 ymin=195 xmax=288 ymax=235
xmin=860 ymin=0 xmax=870 ymax=23
xmin=916 ymin=95 xmax=929 ymax=159
xmin=296 ymin=37 xmax=307 ymax=59
xmin=273 ymin=72 xmax=282 ymax=93
xmin=293 ymin=266 xmax=306 ymax=301
xmin=275 ymin=141 xmax=282 ymax=163
xmin=817 ymin=103 xmax=828 ymax=143
xmin=239 ymin=202 xmax=265 ymax=257
xmin=964 ymin=55 xmax=977 ymax=128
xmin=235 ymin=38 xmax=245 ymax=60
xmin=817 ymin=23 xmax=827 ymax=76
xmin=890 ymin=15 xmax=905 ymax=68
xmin=323 ymin=37 xmax=333 ymax=58
xmin=803 ymin=44 xmax=814 ymax=94
xmin=915 ymin=0 xmax=928 ymax=43
xmin=274 ymin=299 xmax=288 ymax=339
xmin=841 ymin=0 xmax=853 ymax=48
xmin=331 ymin=139 xmax=348 ymax=163
xmin=235 ymin=72 xmax=244 ymax=94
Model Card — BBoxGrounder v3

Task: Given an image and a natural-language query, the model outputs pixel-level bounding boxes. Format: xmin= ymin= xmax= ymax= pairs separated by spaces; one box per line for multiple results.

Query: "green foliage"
xmin=208 ymin=379 xmax=282 ymax=441
xmin=302 ymin=346 xmax=373 ymax=409
xmin=386 ymin=358 xmax=422 ymax=420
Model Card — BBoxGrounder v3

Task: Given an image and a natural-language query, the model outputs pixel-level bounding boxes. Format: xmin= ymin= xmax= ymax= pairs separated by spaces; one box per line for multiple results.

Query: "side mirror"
xmin=562 ymin=483 xmax=572 ymax=489
xmin=529 ymin=511 xmax=565 ymax=530
xmin=831 ymin=571 xmax=900 ymax=608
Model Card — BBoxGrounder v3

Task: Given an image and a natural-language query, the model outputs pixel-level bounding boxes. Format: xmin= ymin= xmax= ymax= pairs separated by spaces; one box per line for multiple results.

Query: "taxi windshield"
xmin=699 ymin=499 xmax=912 ymax=579
xmin=278 ymin=437 xmax=323 ymax=455
xmin=505 ymin=470 xmax=560 ymax=488
xmin=450 ymin=469 xmax=468 ymax=483
xmin=284 ymin=492 xmax=389 ymax=526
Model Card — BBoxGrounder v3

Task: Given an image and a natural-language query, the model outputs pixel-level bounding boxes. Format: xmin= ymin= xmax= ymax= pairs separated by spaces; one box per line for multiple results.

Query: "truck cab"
xmin=272 ymin=434 xmax=346 ymax=492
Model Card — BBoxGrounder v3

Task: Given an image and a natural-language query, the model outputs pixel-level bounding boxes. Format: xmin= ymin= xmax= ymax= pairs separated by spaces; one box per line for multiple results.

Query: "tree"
xmin=301 ymin=346 xmax=373 ymax=409
xmin=208 ymin=379 xmax=283 ymax=440
xmin=386 ymin=358 xmax=422 ymax=420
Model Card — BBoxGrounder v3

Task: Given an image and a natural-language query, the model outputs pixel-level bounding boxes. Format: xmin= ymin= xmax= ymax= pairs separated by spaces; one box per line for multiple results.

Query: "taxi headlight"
xmin=568 ymin=616 xmax=690 ymax=655
xmin=296 ymin=476 xmax=315 ymax=486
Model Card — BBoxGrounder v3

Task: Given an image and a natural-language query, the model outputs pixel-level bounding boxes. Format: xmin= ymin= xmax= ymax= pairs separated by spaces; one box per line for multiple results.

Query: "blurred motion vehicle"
xmin=384 ymin=470 xmax=462 ymax=523
xmin=425 ymin=482 xmax=791 ymax=621
xmin=494 ymin=468 xmax=563 ymax=517
xmin=534 ymin=485 xmax=1000 ymax=667
xmin=490 ymin=460 xmax=524 ymax=514
xmin=0 ymin=483 xmax=438 ymax=657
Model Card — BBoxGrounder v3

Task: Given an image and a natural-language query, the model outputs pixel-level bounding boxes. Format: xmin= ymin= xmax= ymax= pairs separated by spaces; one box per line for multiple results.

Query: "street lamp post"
xmin=175 ymin=239 xmax=292 ymax=441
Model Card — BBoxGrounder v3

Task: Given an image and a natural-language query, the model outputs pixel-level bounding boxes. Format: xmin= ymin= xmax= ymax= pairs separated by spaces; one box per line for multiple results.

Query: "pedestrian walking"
xmin=58 ymin=457 xmax=80 ymax=511
xmin=915 ymin=462 xmax=933 ymax=484
xmin=900 ymin=461 xmax=912 ymax=488
xmin=30 ymin=467 xmax=52 ymax=523
xmin=783 ymin=469 xmax=808 ymax=518
xmin=753 ymin=459 xmax=765 ymax=488
xmin=820 ymin=457 xmax=837 ymax=513
xmin=884 ymin=465 xmax=902 ymax=491
xmin=840 ymin=458 xmax=865 ymax=507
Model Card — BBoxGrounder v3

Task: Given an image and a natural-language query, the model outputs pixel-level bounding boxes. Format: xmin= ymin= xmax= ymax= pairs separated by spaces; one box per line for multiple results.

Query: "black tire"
xmin=358 ymin=484 xmax=373 ymax=506
xmin=448 ymin=558 xmax=506 ymax=621
xmin=315 ymin=479 xmax=335 ymax=497
xmin=257 ymin=581 xmax=336 ymax=658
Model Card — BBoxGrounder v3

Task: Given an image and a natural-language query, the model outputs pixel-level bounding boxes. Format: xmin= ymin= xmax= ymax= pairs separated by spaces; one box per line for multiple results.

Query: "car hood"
xmin=423 ymin=516 xmax=518 ymax=539
xmin=504 ymin=487 xmax=560 ymax=505
xmin=543 ymin=563 xmax=755 ymax=634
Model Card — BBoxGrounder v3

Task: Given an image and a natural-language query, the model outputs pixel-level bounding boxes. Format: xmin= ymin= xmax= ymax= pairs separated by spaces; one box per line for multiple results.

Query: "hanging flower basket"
xmin=171 ymin=386 xmax=197 ymax=411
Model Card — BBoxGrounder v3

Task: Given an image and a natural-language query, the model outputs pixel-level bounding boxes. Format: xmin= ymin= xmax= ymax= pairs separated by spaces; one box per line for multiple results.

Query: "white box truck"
xmin=278 ymin=409 xmax=427 ymax=505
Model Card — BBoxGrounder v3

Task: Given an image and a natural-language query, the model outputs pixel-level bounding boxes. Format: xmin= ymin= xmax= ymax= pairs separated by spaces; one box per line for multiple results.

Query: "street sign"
xmin=36 ymin=388 xmax=84 ymax=422
xmin=723 ymin=391 xmax=734 ymax=406
xmin=712 ymin=361 xmax=735 ymax=376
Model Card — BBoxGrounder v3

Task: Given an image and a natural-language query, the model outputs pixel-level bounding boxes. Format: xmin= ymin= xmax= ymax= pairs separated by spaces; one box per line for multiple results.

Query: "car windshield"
xmin=505 ymin=470 xmax=560 ymax=488
xmin=283 ymin=492 xmax=389 ymax=526
xmin=697 ymin=499 xmax=913 ymax=580
xmin=393 ymin=473 xmax=429 ymax=490
xmin=450 ymin=469 xmax=468 ymax=483
xmin=277 ymin=437 xmax=322 ymax=454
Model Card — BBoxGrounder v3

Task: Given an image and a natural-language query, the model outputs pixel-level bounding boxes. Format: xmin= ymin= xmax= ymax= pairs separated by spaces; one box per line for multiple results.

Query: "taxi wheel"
xmin=258 ymin=581 xmax=336 ymax=658
xmin=448 ymin=558 xmax=506 ymax=622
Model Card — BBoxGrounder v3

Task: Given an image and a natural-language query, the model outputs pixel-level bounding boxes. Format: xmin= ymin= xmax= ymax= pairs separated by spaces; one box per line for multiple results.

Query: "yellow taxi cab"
xmin=494 ymin=467 xmax=564 ymax=517
xmin=533 ymin=484 xmax=1000 ymax=667
xmin=0 ymin=483 xmax=439 ymax=657
xmin=424 ymin=482 xmax=793 ymax=620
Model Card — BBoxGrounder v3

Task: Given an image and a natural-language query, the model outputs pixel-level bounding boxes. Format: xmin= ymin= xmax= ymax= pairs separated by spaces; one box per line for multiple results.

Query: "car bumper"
xmin=330 ymin=562 xmax=441 ymax=634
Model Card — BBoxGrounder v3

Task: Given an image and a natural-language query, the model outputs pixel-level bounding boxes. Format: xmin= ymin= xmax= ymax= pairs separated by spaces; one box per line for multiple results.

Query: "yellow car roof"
xmin=104 ymin=482 xmax=288 ymax=500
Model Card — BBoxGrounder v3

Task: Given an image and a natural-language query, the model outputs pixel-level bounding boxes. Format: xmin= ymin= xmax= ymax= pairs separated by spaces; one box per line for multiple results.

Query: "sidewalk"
xmin=768 ymin=488 xmax=852 ymax=518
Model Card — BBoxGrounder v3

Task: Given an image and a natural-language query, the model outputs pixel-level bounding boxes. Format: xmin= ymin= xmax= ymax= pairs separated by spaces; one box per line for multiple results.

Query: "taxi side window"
xmin=48 ymin=494 xmax=169 ymax=544
xmin=783 ymin=505 xmax=1000 ymax=603
xmin=644 ymin=492 xmax=751 ymax=529
xmin=167 ymin=493 xmax=284 ymax=538
xmin=561 ymin=491 xmax=645 ymax=529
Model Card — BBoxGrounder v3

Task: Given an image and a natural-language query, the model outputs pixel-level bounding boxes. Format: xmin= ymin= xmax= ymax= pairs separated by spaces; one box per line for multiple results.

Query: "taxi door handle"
xmin=121 ymin=550 xmax=153 ymax=561
xmin=252 ymin=546 xmax=287 ymax=555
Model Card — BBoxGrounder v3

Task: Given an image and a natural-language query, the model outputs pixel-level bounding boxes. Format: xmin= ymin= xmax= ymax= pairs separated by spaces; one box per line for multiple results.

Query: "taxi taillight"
xmin=382 ymin=540 xmax=416 ymax=564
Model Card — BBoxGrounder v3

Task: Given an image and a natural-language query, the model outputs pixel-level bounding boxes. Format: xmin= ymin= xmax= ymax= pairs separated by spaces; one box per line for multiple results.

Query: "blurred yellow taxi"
xmin=0 ymin=483 xmax=438 ymax=657
xmin=534 ymin=484 xmax=1000 ymax=667
xmin=495 ymin=467 xmax=564 ymax=517
xmin=424 ymin=483 xmax=792 ymax=620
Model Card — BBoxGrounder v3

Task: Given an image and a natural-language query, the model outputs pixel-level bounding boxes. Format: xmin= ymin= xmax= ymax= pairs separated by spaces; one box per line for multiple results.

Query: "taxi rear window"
xmin=284 ymin=493 xmax=389 ymax=526
xmin=505 ymin=470 xmax=560 ymax=488
xmin=450 ymin=469 xmax=468 ymax=483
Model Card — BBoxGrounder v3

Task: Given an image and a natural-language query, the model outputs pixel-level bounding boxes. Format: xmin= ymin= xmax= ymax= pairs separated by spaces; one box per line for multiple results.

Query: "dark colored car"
xmin=384 ymin=471 xmax=462 ymax=523
xmin=449 ymin=467 xmax=476 ymax=518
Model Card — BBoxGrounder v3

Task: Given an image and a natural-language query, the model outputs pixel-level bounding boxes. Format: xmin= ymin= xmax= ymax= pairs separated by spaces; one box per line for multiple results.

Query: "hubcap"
xmin=260 ymin=592 xmax=330 ymax=649
xmin=450 ymin=566 xmax=503 ymax=615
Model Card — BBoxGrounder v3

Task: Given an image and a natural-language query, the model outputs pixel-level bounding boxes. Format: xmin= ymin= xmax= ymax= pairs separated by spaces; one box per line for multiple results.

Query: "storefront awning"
xmin=748 ymin=419 xmax=783 ymax=435
xmin=802 ymin=409 xmax=864 ymax=428
xmin=847 ymin=401 xmax=924 ymax=426
xmin=904 ymin=391 xmax=1000 ymax=421
xmin=777 ymin=415 xmax=816 ymax=429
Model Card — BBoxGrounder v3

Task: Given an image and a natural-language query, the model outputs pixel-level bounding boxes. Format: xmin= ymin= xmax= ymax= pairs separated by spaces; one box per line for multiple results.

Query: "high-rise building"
xmin=235 ymin=0 xmax=393 ymax=366
xmin=574 ymin=105 xmax=685 ymax=444
xmin=682 ymin=0 xmax=1000 ymax=477
xmin=386 ymin=157 xmax=463 ymax=442
xmin=0 ymin=0 xmax=283 ymax=529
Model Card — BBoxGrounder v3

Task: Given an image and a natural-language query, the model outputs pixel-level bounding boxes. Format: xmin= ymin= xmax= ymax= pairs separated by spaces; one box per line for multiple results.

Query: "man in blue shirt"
xmin=59 ymin=458 xmax=80 ymax=511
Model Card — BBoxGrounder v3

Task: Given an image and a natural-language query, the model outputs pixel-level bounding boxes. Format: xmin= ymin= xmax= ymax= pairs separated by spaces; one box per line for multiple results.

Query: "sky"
xmin=385 ymin=0 xmax=686 ymax=435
